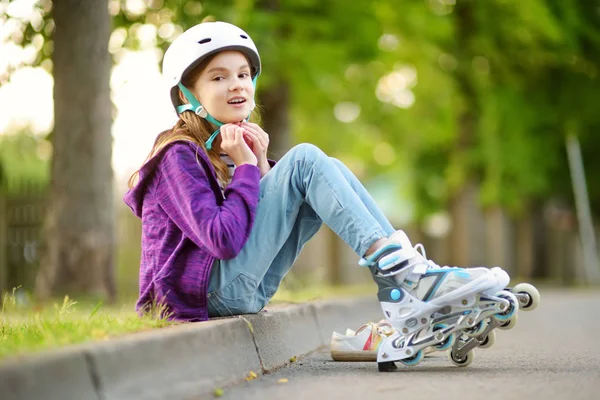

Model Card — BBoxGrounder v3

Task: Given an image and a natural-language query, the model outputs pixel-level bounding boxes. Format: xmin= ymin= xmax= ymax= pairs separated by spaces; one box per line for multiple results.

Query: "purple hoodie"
xmin=123 ymin=140 xmax=261 ymax=321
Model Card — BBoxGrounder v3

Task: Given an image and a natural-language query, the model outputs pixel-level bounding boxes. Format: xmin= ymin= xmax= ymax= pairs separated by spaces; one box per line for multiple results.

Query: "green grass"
xmin=0 ymin=283 xmax=375 ymax=360
xmin=0 ymin=291 xmax=176 ymax=360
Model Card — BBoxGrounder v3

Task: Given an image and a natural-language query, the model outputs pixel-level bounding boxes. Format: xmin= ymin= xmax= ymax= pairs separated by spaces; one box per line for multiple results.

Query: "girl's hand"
xmin=219 ymin=124 xmax=257 ymax=167
xmin=241 ymin=122 xmax=270 ymax=176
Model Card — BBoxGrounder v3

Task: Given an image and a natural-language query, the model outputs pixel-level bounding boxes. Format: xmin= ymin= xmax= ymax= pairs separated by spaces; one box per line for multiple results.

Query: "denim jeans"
xmin=207 ymin=143 xmax=395 ymax=317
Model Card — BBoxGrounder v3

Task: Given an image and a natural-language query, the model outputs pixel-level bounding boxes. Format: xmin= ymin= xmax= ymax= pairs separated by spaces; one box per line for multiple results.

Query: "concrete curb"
xmin=0 ymin=296 xmax=381 ymax=400
xmin=89 ymin=318 xmax=261 ymax=400
xmin=0 ymin=347 xmax=99 ymax=400
xmin=245 ymin=303 xmax=322 ymax=372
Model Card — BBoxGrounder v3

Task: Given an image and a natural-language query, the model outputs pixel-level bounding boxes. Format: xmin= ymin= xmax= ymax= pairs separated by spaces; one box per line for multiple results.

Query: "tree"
xmin=34 ymin=0 xmax=116 ymax=301
xmin=6 ymin=0 xmax=600 ymax=290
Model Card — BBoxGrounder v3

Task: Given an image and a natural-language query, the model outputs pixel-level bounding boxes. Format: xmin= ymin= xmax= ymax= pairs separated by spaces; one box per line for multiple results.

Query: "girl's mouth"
xmin=228 ymin=97 xmax=246 ymax=106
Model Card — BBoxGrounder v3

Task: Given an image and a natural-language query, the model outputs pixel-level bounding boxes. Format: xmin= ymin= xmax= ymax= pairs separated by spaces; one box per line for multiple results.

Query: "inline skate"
xmin=360 ymin=230 xmax=538 ymax=371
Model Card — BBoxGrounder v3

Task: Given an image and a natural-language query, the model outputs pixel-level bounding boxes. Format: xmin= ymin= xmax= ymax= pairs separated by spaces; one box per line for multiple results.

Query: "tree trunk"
xmin=35 ymin=0 xmax=115 ymax=301
xmin=448 ymin=1 xmax=478 ymax=267
xmin=256 ymin=0 xmax=291 ymax=159
xmin=259 ymin=79 xmax=291 ymax=159
xmin=485 ymin=205 xmax=508 ymax=272
xmin=515 ymin=210 xmax=534 ymax=279
xmin=448 ymin=189 xmax=471 ymax=266
xmin=531 ymin=203 xmax=548 ymax=278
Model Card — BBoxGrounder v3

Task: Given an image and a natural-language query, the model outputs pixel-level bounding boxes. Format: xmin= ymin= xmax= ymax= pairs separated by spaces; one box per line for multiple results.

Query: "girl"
xmin=124 ymin=22 xmax=511 ymax=352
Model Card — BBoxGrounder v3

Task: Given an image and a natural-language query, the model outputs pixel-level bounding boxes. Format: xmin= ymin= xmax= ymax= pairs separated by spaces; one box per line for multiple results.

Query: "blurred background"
xmin=1 ymin=0 xmax=599 ymax=304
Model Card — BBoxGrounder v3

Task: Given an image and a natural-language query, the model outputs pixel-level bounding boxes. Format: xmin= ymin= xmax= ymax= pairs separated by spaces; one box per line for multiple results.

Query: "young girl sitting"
xmin=124 ymin=22 xmax=510 ymax=348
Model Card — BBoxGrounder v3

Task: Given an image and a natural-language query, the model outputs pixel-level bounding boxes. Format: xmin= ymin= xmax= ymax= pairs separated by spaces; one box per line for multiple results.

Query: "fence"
xmin=0 ymin=181 xmax=47 ymax=298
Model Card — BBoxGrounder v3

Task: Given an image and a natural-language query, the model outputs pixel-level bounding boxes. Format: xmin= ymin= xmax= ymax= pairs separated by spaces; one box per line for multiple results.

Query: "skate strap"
xmin=403 ymin=263 xmax=428 ymax=287
xmin=378 ymin=248 xmax=416 ymax=271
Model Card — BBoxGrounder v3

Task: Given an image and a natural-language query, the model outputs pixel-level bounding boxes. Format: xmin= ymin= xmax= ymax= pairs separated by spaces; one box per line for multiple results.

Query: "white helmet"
xmin=162 ymin=21 xmax=261 ymax=115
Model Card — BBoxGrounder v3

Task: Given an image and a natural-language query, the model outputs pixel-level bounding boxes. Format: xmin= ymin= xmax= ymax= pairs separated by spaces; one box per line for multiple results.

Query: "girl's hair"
xmin=128 ymin=52 xmax=259 ymax=189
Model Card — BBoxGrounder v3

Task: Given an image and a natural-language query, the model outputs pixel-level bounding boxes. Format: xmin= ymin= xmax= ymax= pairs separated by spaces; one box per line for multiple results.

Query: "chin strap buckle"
xmin=195 ymin=105 xmax=208 ymax=118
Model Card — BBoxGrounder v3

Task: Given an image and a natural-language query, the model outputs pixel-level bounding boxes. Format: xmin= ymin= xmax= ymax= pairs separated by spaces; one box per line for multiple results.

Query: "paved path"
xmin=210 ymin=288 xmax=600 ymax=400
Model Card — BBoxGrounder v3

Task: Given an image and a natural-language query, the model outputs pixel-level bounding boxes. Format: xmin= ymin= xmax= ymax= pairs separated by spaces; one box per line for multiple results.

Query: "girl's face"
xmin=193 ymin=51 xmax=255 ymax=124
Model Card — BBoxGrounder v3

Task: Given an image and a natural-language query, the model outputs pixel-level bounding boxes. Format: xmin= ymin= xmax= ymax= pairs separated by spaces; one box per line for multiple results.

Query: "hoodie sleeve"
xmin=155 ymin=143 xmax=261 ymax=259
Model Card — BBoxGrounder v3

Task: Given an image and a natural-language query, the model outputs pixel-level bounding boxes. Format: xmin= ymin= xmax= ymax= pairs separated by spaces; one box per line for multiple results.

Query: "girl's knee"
xmin=289 ymin=143 xmax=325 ymax=163
xmin=329 ymin=156 xmax=342 ymax=168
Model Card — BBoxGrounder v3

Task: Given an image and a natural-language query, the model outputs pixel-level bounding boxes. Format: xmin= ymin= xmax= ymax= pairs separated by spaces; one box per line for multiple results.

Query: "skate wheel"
xmin=449 ymin=349 xmax=474 ymax=367
xmin=494 ymin=291 xmax=519 ymax=321
xmin=498 ymin=314 xmax=518 ymax=330
xmin=478 ymin=330 xmax=496 ymax=349
xmin=378 ymin=361 xmax=398 ymax=372
xmin=464 ymin=319 xmax=487 ymax=337
xmin=433 ymin=324 xmax=455 ymax=351
xmin=435 ymin=334 xmax=455 ymax=351
xmin=400 ymin=350 xmax=424 ymax=366
xmin=512 ymin=283 xmax=540 ymax=311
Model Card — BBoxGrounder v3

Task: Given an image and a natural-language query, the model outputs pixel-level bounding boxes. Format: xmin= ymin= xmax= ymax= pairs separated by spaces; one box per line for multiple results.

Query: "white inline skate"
xmin=359 ymin=231 xmax=536 ymax=372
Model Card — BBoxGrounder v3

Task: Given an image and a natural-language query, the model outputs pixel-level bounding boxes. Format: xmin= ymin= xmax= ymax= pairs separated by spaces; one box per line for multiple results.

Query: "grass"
xmin=0 ymin=290 xmax=175 ymax=360
xmin=0 ymin=283 xmax=375 ymax=361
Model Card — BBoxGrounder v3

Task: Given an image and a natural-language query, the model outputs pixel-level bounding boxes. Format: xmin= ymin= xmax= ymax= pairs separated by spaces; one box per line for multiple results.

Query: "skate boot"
xmin=359 ymin=230 xmax=518 ymax=371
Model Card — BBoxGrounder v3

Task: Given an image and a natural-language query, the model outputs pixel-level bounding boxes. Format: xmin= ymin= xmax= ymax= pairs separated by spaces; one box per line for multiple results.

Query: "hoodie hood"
xmin=123 ymin=141 xmax=217 ymax=218
xmin=123 ymin=148 xmax=164 ymax=218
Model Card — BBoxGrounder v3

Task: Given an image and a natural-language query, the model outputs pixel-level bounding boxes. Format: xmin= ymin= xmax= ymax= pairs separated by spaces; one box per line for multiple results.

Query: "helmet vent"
xmin=198 ymin=38 xmax=212 ymax=44
xmin=240 ymin=34 xmax=248 ymax=39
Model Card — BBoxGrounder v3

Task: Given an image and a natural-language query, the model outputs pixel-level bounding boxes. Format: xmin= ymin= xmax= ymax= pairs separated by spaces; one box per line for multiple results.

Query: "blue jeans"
xmin=207 ymin=143 xmax=395 ymax=317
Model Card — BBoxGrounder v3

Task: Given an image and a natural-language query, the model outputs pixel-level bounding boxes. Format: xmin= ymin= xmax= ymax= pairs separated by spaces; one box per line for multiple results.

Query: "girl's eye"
xmin=213 ymin=76 xmax=224 ymax=81
xmin=239 ymin=72 xmax=250 ymax=79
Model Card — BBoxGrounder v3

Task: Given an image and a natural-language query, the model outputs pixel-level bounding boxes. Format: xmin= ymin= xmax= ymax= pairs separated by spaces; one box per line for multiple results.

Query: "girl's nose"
xmin=229 ymin=78 xmax=244 ymax=91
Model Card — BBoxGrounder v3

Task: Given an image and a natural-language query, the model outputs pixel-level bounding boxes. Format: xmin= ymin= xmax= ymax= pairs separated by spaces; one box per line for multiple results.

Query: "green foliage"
xmin=0 ymin=132 xmax=50 ymax=193
xmin=5 ymin=0 xmax=600 ymax=218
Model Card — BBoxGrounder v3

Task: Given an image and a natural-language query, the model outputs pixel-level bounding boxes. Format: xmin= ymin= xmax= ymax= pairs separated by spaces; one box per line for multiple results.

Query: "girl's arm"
xmin=156 ymin=143 xmax=261 ymax=259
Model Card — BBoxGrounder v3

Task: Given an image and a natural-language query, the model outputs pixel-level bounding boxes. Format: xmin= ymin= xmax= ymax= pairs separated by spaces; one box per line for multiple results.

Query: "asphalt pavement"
xmin=207 ymin=288 xmax=600 ymax=400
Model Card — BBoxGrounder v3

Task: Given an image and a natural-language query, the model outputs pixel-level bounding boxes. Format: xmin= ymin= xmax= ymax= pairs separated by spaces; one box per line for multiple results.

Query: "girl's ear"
xmin=178 ymin=89 xmax=187 ymax=105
